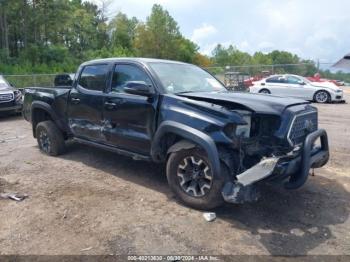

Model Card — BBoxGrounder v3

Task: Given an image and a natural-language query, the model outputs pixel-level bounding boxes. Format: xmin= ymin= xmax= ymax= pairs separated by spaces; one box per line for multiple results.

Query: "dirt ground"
xmin=1 ymin=92 xmax=350 ymax=256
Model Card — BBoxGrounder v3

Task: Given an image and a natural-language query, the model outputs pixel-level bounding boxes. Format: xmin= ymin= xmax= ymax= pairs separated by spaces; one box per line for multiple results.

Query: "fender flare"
xmin=151 ymin=120 xmax=221 ymax=177
xmin=31 ymin=101 xmax=66 ymax=136
xmin=31 ymin=101 xmax=59 ymax=122
xmin=167 ymin=140 xmax=196 ymax=154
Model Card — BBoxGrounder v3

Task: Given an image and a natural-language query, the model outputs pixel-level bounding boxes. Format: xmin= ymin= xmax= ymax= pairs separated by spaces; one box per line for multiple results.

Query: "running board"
xmin=73 ymin=138 xmax=151 ymax=161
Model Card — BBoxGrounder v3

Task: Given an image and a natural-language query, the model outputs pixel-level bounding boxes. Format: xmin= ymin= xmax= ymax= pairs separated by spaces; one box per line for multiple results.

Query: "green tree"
xmin=134 ymin=4 xmax=198 ymax=62
xmin=252 ymin=52 xmax=273 ymax=65
xmin=108 ymin=12 xmax=138 ymax=50
xmin=134 ymin=4 xmax=181 ymax=58
xmin=212 ymin=44 xmax=252 ymax=66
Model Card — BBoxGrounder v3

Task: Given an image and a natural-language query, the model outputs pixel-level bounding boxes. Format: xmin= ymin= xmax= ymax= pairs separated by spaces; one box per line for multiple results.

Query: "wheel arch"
xmin=259 ymin=88 xmax=271 ymax=94
xmin=151 ymin=121 xmax=221 ymax=177
xmin=31 ymin=101 xmax=63 ymax=138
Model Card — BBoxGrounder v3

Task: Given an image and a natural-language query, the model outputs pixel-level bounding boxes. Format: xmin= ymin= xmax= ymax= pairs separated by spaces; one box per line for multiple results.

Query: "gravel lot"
xmin=1 ymin=91 xmax=350 ymax=256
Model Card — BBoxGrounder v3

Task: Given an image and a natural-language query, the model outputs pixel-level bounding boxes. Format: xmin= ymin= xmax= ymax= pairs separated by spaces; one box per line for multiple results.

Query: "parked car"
xmin=250 ymin=74 xmax=344 ymax=103
xmin=336 ymin=80 xmax=345 ymax=86
xmin=0 ymin=75 xmax=23 ymax=115
xmin=23 ymin=58 xmax=329 ymax=209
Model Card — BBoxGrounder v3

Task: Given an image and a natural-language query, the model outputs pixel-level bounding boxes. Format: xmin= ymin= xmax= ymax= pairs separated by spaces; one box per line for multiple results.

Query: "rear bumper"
xmin=222 ymin=129 xmax=329 ymax=203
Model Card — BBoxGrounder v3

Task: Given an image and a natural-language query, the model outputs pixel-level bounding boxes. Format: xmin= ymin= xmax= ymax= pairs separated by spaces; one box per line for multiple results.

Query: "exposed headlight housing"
xmin=224 ymin=110 xmax=252 ymax=139
xmin=235 ymin=110 xmax=251 ymax=138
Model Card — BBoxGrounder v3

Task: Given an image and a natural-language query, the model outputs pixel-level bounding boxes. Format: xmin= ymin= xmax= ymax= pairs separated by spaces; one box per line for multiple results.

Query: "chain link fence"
xmin=206 ymin=63 xmax=322 ymax=82
xmin=3 ymin=74 xmax=58 ymax=89
xmin=2 ymin=63 xmax=349 ymax=89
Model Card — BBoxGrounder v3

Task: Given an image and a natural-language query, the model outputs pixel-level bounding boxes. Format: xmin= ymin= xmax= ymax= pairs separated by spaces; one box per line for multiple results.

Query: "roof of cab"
xmin=81 ymin=57 xmax=189 ymax=66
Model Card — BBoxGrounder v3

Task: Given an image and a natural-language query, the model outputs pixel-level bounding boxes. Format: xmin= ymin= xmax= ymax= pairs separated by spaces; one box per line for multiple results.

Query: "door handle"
xmin=104 ymin=101 xmax=117 ymax=109
xmin=71 ymin=98 xmax=80 ymax=104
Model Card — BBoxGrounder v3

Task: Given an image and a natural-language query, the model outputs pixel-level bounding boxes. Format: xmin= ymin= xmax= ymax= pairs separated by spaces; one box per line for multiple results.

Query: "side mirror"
xmin=299 ymin=81 xmax=306 ymax=85
xmin=124 ymin=81 xmax=153 ymax=96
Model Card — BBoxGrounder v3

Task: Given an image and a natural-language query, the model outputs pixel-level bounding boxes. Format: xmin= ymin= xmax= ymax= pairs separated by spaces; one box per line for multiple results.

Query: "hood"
xmin=180 ymin=91 xmax=309 ymax=115
xmin=310 ymin=81 xmax=340 ymax=91
xmin=0 ymin=87 xmax=14 ymax=93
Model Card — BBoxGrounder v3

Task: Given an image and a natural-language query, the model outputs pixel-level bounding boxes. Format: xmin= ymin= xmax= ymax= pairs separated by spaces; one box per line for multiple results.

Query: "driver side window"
xmin=111 ymin=64 xmax=152 ymax=93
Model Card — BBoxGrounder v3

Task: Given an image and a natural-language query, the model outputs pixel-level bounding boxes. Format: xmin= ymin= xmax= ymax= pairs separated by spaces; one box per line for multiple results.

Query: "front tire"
xmin=166 ymin=148 xmax=229 ymax=210
xmin=314 ymin=90 xmax=330 ymax=103
xmin=36 ymin=121 xmax=66 ymax=156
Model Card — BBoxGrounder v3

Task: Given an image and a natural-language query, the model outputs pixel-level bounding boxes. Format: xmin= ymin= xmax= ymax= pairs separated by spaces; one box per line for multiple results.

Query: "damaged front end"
xmin=221 ymin=107 xmax=330 ymax=204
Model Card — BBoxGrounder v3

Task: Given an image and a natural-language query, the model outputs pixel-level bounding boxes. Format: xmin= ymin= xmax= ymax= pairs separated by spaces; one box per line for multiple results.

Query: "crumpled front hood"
xmin=180 ymin=91 xmax=309 ymax=115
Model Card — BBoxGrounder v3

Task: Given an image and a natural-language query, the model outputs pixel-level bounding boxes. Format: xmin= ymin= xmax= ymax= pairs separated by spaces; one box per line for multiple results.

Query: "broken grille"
xmin=0 ymin=93 xmax=14 ymax=103
xmin=288 ymin=110 xmax=318 ymax=145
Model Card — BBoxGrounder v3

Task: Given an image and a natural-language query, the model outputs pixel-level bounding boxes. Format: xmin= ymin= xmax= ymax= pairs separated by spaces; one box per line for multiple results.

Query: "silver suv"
xmin=0 ymin=76 xmax=23 ymax=114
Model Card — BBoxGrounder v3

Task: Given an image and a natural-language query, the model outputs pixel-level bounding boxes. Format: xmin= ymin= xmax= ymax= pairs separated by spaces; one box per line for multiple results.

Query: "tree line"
xmin=0 ymin=0 xmax=348 ymax=82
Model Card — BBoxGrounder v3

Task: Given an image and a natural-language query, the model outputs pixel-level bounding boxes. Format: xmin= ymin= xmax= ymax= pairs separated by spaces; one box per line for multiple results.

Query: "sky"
xmin=91 ymin=0 xmax=350 ymax=64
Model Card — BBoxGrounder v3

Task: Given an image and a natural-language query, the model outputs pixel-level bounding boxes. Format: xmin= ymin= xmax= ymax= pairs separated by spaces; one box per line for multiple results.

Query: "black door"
xmin=67 ymin=64 xmax=109 ymax=142
xmin=102 ymin=63 xmax=158 ymax=155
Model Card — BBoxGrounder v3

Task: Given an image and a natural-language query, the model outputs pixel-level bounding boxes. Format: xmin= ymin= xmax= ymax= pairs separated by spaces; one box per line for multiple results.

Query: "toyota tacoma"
xmin=22 ymin=58 xmax=329 ymax=209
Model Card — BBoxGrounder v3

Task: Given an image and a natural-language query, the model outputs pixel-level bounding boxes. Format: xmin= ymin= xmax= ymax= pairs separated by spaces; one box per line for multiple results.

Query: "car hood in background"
xmin=0 ymin=87 xmax=14 ymax=93
xmin=180 ymin=91 xmax=309 ymax=115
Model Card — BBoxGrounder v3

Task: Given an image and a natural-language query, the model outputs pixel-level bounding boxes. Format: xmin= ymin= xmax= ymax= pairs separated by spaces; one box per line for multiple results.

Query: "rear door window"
xmin=78 ymin=64 xmax=109 ymax=92
xmin=266 ymin=76 xmax=282 ymax=83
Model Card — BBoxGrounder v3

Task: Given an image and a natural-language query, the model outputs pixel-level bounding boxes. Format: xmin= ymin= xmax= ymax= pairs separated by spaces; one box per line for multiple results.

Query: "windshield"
xmin=299 ymin=76 xmax=311 ymax=84
xmin=0 ymin=76 xmax=10 ymax=90
xmin=149 ymin=62 xmax=226 ymax=94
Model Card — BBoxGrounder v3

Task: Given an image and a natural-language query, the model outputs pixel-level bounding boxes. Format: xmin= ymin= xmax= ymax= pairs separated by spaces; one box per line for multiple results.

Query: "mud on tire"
xmin=35 ymin=120 xmax=66 ymax=156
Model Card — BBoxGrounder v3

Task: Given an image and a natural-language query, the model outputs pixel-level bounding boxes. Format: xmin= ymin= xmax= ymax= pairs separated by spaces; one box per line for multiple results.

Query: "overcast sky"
xmin=92 ymin=0 xmax=349 ymax=64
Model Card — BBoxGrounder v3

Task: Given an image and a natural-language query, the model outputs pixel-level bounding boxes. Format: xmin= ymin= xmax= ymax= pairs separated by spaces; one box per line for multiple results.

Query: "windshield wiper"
xmin=175 ymin=91 xmax=198 ymax=95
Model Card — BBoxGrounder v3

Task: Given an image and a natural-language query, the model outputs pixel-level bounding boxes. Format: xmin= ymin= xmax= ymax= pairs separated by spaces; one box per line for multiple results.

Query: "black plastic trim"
xmin=284 ymin=128 xmax=329 ymax=189
xmin=151 ymin=120 xmax=221 ymax=177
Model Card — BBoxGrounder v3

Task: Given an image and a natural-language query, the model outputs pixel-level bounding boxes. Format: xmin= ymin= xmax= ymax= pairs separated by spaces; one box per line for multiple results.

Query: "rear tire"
xmin=166 ymin=147 xmax=230 ymax=210
xmin=36 ymin=121 xmax=66 ymax=156
xmin=259 ymin=89 xmax=271 ymax=94
xmin=314 ymin=90 xmax=330 ymax=103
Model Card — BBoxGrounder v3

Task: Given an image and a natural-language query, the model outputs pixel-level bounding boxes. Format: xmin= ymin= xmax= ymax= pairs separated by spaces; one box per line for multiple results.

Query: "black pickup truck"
xmin=23 ymin=58 xmax=329 ymax=209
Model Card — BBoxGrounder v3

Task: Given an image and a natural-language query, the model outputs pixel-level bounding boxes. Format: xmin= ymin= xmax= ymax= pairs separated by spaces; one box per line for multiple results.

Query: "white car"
xmin=250 ymin=74 xmax=344 ymax=103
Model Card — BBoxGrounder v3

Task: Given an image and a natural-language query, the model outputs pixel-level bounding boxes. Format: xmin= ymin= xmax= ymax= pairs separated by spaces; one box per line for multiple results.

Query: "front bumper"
xmin=222 ymin=129 xmax=329 ymax=203
xmin=0 ymin=101 xmax=23 ymax=113
xmin=331 ymin=91 xmax=346 ymax=103
xmin=271 ymin=128 xmax=329 ymax=189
